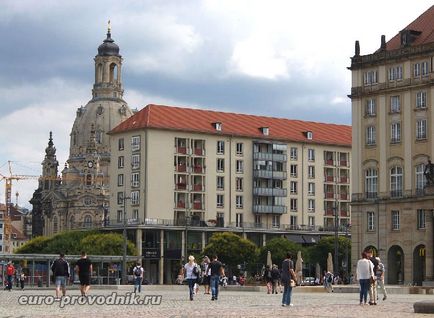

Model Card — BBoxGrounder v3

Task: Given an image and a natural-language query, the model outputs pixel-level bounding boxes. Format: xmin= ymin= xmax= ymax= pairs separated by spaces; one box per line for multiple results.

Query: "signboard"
xmin=143 ymin=249 xmax=160 ymax=259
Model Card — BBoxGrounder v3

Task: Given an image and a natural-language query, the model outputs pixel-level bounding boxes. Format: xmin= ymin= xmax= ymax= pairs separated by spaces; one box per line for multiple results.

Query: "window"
xmin=365 ymin=168 xmax=378 ymax=198
xmin=390 ymin=96 xmax=400 ymax=113
xmin=118 ymin=156 xmax=124 ymax=168
xmin=308 ymin=166 xmax=315 ymax=178
xmin=416 ymin=164 xmax=426 ymax=192
xmin=290 ymin=147 xmax=298 ymax=160
xmin=133 ymin=209 xmax=139 ymax=221
xmin=85 ymin=174 xmax=92 ymax=186
xmin=255 ymin=215 xmax=262 ymax=227
xmin=415 ymin=61 xmax=429 ymax=77
xmin=217 ymin=140 xmax=225 ymax=154
xmin=131 ymin=154 xmax=140 ymax=169
xmin=391 ymin=210 xmax=400 ymax=230
xmin=117 ymin=192 xmax=124 ymax=205
xmin=422 ymin=61 xmax=429 ymax=75
xmin=388 ymin=65 xmax=403 ymax=81
xmin=417 ymin=209 xmax=426 ymax=229
xmin=366 ymin=126 xmax=376 ymax=145
xmin=290 ymin=181 xmax=297 ymax=194
xmin=53 ymin=216 xmax=58 ymax=234
xmin=308 ymin=149 xmax=315 ymax=161
xmin=290 ymin=215 xmax=297 ymax=227
xmin=390 ymin=166 xmax=403 ymax=198
xmin=416 ymin=91 xmax=427 ymax=108
xmin=367 ymin=211 xmax=375 ymax=231
xmin=217 ymin=176 xmax=224 ymax=190
xmin=391 ymin=122 xmax=401 ymax=143
xmin=117 ymin=174 xmax=124 ymax=187
xmin=131 ymin=136 xmax=140 ymax=151
xmin=236 ymin=160 xmax=244 ymax=173
xmin=236 ymin=143 xmax=243 ymax=155
xmin=306 ymin=131 xmax=313 ymax=140
xmin=272 ymin=215 xmax=280 ymax=228
xmin=131 ymin=172 xmax=140 ymax=188
xmin=290 ymin=164 xmax=297 ymax=177
xmin=414 ymin=62 xmax=421 ymax=77
xmin=131 ymin=191 xmax=140 ymax=205
xmin=217 ymin=194 xmax=224 ymax=208
xmin=364 ymin=70 xmax=377 ymax=85
xmin=118 ymin=138 xmax=124 ymax=151
xmin=308 ymin=199 xmax=315 ymax=211
xmin=217 ymin=159 xmax=225 ymax=172
xmin=236 ymin=177 xmax=243 ymax=191
xmin=117 ymin=210 xmax=122 ymax=222
xmin=308 ymin=216 xmax=315 ymax=227
xmin=236 ymin=195 xmax=243 ymax=208
xmin=365 ymin=99 xmax=376 ymax=116
xmin=308 ymin=182 xmax=315 ymax=195
xmin=290 ymin=198 xmax=297 ymax=211
xmin=84 ymin=216 xmax=92 ymax=228
xmin=416 ymin=119 xmax=427 ymax=140
xmin=236 ymin=213 xmax=243 ymax=227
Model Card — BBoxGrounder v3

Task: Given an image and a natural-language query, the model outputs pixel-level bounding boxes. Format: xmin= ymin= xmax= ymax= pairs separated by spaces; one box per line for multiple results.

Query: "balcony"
xmin=193 ymin=202 xmax=204 ymax=210
xmin=176 ymin=202 xmax=186 ymax=209
xmin=325 ymin=209 xmax=334 ymax=216
xmin=175 ymin=183 xmax=187 ymax=190
xmin=253 ymin=170 xmax=287 ymax=179
xmin=254 ymin=152 xmax=287 ymax=162
xmin=325 ymin=192 xmax=335 ymax=199
xmin=194 ymin=148 xmax=204 ymax=156
xmin=340 ymin=210 xmax=349 ymax=217
xmin=366 ymin=192 xmax=377 ymax=199
xmin=176 ymin=147 xmax=187 ymax=154
xmin=340 ymin=176 xmax=348 ymax=183
xmin=193 ymin=166 xmax=204 ymax=174
xmin=340 ymin=193 xmax=349 ymax=200
xmin=176 ymin=164 xmax=187 ymax=172
xmin=339 ymin=160 xmax=348 ymax=167
xmin=253 ymin=188 xmax=287 ymax=196
xmin=325 ymin=175 xmax=335 ymax=182
xmin=325 ymin=159 xmax=334 ymax=166
xmin=193 ymin=184 xmax=204 ymax=192
xmin=390 ymin=190 xmax=403 ymax=198
xmin=253 ymin=205 xmax=287 ymax=214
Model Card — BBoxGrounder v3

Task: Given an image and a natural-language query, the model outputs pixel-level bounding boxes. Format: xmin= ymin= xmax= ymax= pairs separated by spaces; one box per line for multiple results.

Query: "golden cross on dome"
xmin=108 ymin=20 xmax=111 ymax=32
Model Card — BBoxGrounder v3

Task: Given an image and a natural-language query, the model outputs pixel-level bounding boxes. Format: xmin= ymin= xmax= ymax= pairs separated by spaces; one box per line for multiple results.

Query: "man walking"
xmin=51 ymin=253 xmax=70 ymax=299
xmin=281 ymin=252 xmax=295 ymax=307
xmin=5 ymin=261 xmax=15 ymax=291
xmin=132 ymin=261 xmax=144 ymax=293
xmin=376 ymin=257 xmax=387 ymax=301
xmin=209 ymin=255 xmax=224 ymax=301
xmin=75 ymin=251 xmax=93 ymax=297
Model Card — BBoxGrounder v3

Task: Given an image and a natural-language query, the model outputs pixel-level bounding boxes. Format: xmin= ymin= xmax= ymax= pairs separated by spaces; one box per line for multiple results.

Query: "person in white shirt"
xmin=184 ymin=255 xmax=199 ymax=301
xmin=356 ymin=251 xmax=374 ymax=305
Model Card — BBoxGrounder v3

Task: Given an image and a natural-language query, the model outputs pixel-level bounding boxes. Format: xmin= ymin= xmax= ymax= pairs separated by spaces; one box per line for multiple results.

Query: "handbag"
xmin=290 ymin=279 xmax=296 ymax=287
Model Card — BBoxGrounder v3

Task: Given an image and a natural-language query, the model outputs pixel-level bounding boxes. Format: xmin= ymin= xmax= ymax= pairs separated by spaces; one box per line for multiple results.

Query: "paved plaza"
xmin=0 ymin=285 xmax=432 ymax=317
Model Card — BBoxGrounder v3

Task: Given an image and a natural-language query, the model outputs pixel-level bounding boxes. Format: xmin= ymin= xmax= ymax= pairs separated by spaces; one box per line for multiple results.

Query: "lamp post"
xmin=122 ymin=194 xmax=130 ymax=285
xmin=334 ymin=159 xmax=339 ymax=276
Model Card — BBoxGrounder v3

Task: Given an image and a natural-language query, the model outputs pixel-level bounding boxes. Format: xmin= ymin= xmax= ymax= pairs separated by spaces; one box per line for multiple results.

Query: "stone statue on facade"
xmin=424 ymin=159 xmax=434 ymax=186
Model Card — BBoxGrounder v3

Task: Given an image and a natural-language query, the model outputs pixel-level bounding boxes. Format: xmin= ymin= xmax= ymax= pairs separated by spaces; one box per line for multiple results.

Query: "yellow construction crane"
xmin=0 ymin=161 xmax=38 ymax=253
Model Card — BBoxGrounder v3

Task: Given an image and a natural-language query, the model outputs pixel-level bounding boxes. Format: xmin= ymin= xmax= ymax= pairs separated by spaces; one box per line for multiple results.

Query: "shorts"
xmin=202 ymin=276 xmax=210 ymax=285
xmin=55 ymin=276 xmax=67 ymax=288
xmin=79 ymin=274 xmax=90 ymax=286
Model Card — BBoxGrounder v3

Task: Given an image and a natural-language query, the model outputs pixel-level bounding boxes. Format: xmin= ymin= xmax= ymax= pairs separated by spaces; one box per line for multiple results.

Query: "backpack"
xmin=6 ymin=265 xmax=14 ymax=276
xmin=327 ymin=274 xmax=333 ymax=283
xmin=134 ymin=266 xmax=142 ymax=276
xmin=192 ymin=265 xmax=200 ymax=276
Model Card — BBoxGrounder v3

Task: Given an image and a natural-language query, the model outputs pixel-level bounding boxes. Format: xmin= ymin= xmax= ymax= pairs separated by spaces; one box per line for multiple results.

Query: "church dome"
xmin=97 ymin=31 xmax=120 ymax=57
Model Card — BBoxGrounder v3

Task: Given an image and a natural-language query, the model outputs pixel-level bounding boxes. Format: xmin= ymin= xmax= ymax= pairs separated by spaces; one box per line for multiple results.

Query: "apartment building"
xmin=108 ymin=104 xmax=351 ymax=283
xmin=350 ymin=6 xmax=434 ymax=285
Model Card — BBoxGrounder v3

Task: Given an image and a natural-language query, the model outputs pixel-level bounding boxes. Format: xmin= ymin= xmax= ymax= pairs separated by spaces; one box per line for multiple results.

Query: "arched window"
xmin=84 ymin=215 xmax=92 ymax=228
xmin=109 ymin=63 xmax=118 ymax=83
xmin=390 ymin=166 xmax=403 ymax=197
xmin=86 ymin=174 xmax=92 ymax=186
xmin=415 ymin=164 xmax=426 ymax=193
xmin=53 ymin=216 xmax=58 ymax=233
xmin=97 ymin=63 xmax=103 ymax=83
xmin=365 ymin=168 xmax=378 ymax=199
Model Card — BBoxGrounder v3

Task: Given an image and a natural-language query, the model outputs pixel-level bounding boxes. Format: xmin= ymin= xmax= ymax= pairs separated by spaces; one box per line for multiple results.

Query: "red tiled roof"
xmin=386 ymin=5 xmax=434 ymax=50
xmin=110 ymin=104 xmax=351 ymax=146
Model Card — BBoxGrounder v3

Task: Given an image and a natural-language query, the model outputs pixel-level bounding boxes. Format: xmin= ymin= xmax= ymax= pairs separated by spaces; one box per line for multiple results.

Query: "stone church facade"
xmin=30 ymin=26 xmax=133 ymax=236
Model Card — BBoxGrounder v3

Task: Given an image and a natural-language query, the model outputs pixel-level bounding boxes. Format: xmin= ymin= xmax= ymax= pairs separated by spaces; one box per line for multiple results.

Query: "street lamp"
xmin=122 ymin=194 xmax=130 ymax=285
xmin=333 ymin=158 xmax=339 ymax=276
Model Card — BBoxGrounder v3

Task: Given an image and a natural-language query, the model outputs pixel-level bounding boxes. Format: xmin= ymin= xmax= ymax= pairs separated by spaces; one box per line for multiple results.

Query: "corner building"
xmin=108 ymin=104 xmax=351 ymax=284
xmin=350 ymin=6 xmax=434 ymax=285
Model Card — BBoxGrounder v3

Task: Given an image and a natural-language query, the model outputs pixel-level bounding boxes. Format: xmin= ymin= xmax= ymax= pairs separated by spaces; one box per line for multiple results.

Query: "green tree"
xmin=258 ymin=237 xmax=303 ymax=266
xmin=307 ymin=236 xmax=351 ymax=275
xmin=81 ymin=233 xmax=136 ymax=255
xmin=202 ymin=232 xmax=257 ymax=271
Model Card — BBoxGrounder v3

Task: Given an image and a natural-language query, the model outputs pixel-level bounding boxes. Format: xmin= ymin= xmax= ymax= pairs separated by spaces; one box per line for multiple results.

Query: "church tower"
xmin=40 ymin=131 xmax=59 ymax=191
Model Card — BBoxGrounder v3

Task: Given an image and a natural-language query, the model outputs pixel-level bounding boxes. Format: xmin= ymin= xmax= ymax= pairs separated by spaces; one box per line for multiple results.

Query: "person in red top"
xmin=5 ymin=261 xmax=15 ymax=291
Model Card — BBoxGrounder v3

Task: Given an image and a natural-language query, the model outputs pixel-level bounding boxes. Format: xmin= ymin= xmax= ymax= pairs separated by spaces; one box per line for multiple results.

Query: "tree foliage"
xmin=307 ymin=236 xmax=351 ymax=274
xmin=202 ymin=232 xmax=257 ymax=269
xmin=258 ymin=237 xmax=303 ymax=266
xmin=15 ymin=230 xmax=136 ymax=256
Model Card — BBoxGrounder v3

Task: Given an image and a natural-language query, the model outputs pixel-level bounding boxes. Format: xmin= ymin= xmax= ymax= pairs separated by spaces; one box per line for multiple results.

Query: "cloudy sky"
xmin=1 ymin=0 xmax=433 ymax=208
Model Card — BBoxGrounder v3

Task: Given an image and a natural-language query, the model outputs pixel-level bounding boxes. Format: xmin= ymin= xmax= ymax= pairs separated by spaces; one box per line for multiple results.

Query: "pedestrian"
xmin=20 ymin=272 xmax=26 ymax=290
xmin=132 ymin=261 xmax=144 ymax=293
xmin=376 ymin=257 xmax=388 ymax=301
xmin=271 ymin=264 xmax=280 ymax=294
xmin=209 ymin=255 xmax=225 ymax=301
xmin=51 ymin=253 xmax=70 ymax=299
xmin=281 ymin=252 xmax=295 ymax=307
xmin=5 ymin=261 xmax=15 ymax=291
xmin=201 ymin=256 xmax=211 ymax=294
xmin=324 ymin=271 xmax=334 ymax=292
xmin=263 ymin=265 xmax=273 ymax=294
xmin=356 ymin=251 xmax=373 ymax=305
xmin=75 ymin=251 xmax=93 ymax=297
xmin=365 ymin=248 xmax=378 ymax=305
xmin=184 ymin=255 xmax=199 ymax=301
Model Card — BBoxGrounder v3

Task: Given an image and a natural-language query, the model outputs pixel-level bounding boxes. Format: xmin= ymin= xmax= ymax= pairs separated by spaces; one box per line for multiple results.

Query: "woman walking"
xmin=201 ymin=256 xmax=211 ymax=294
xmin=184 ymin=255 xmax=199 ymax=301
xmin=356 ymin=251 xmax=373 ymax=305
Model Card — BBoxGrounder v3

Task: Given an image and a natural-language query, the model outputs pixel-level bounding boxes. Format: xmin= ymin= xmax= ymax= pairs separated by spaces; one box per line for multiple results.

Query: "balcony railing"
xmin=194 ymin=148 xmax=205 ymax=156
xmin=339 ymin=160 xmax=348 ymax=167
xmin=193 ymin=202 xmax=204 ymax=210
xmin=193 ymin=184 xmax=204 ymax=192
xmin=325 ymin=175 xmax=335 ymax=182
xmin=325 ymin=192 xmax=335 ymax=199
xmin=390 ymin=190 xmax=403 ymax=198
xmin=253 ymin=188 xmax=287 ymax=196
xmin=253 ymin=205 xmax=287 ymax=214
xmin=176 ymin=147 xmax=187 ymax=154
xmin=340 ymin=177 xmax=348 ymax=183
xmin=193 ymin=166 xmax=204 ymax=174
xmin=176 ymin=202 xmax=186 ymax=209
xmin=253 ymin=170 xmax=287 ymax=179
xmin=325 ymin=159 xmax=334 ymax=166
xmin=253 ymin=152 xmax=287 ymax=162
xmin=175 ymin=183 xmax=187 ymax=190
xmin=340 ymin=193 xmax=349 ymax=200
xmin=176 ymin=164 xmax=187 ymax=172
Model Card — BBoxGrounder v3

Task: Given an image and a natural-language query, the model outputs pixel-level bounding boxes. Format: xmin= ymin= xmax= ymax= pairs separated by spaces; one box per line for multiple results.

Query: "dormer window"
xmin=213 ymin=122 xmax=222 ymax=131
xmin=260 ymin=127 xmax=269 ymax=136
xmin=304 ymin=131 xmax=313 ymax=140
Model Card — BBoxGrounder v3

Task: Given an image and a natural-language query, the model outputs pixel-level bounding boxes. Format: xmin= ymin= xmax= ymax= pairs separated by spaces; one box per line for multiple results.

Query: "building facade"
xmin=350 ymin=6 xmax=434 ymax=285
xmin=30 ymin=26 xmax=133 ymax=237
xmin=108 ymin=104 xmax=351 ymax=283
